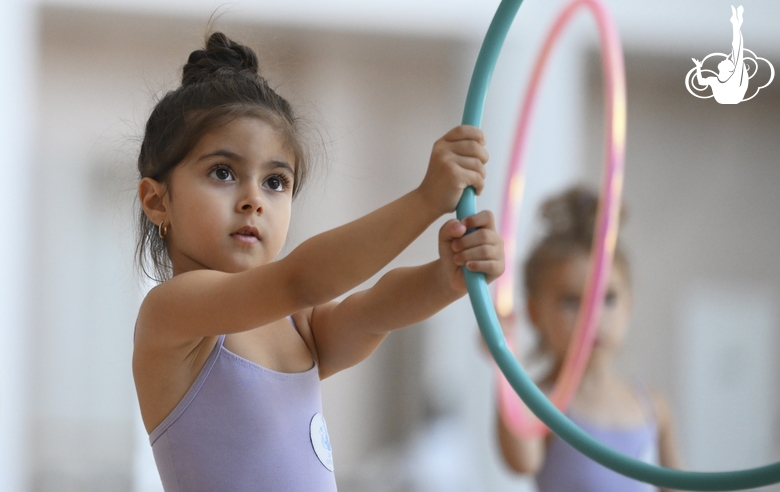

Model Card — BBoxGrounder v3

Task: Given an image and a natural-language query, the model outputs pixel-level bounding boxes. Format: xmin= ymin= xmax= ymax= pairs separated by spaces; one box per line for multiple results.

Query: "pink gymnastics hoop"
xmin=494 ymin=0 xmax=626 ymax=438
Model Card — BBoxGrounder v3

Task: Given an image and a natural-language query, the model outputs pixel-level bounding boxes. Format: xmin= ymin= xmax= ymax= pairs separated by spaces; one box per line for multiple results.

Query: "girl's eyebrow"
xmin=197 ymin=150 xmax=294 ymax=174
xmin=269 ymin=160 xmax=295 ymax=175
xmin=197 ymin=149 xmax=242 ymax=162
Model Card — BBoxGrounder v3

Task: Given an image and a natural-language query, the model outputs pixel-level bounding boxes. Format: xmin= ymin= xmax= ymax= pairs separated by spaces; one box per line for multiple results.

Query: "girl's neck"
xmin=579 ymin=349 xmax=619 ymax=394
xmin=542 ymin=348 xmax=618 ymax=390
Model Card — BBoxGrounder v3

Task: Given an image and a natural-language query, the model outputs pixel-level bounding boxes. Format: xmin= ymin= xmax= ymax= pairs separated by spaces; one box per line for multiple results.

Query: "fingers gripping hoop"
xmin=459 ymin=0 xmax=780 ymax=489
xmin=493 ymin=0 xmax=624 ymax=439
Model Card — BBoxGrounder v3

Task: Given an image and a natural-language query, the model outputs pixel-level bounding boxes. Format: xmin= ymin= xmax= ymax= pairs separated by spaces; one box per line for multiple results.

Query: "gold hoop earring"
xmin=158 ymin=221 xmax=168 ymax=239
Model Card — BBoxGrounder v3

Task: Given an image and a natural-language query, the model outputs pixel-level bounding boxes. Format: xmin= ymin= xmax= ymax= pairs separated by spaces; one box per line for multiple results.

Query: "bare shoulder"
xmin=648 ymin=386 xmax=682 ymax=471
xmin=133 ymin=275 xmax=224 ymax=433
xmin=138 ymin=268 xmax=219 ymax=308
xmin=136 ymin=270 xmax=228 ymax=329
xmin=137 ymin=261 xmax=310 ymax=344
xmin=648 ymin=386 xmax=674 ymax=427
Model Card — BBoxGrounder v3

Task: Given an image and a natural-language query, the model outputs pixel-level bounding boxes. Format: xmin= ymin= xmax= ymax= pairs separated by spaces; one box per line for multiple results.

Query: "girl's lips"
xmin=231 ymin=225 xmax=260 ymax=243
xmin=231 ymin=232 xmax=259 ymax=244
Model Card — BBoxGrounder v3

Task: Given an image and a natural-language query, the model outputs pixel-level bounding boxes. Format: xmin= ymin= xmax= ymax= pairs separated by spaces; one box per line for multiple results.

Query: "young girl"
xmin=496 ymin=186 xmax=679 ymax=492
xmin=132 ymin=32 xmax=504 ymax=491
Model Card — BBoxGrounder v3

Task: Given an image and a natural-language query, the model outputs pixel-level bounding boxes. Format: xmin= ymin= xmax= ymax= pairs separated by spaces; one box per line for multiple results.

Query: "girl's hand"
xmin=418 ymin=125 xmax=489 ymax=216
xmin=438 ymin=210 xmax=504 ymax=295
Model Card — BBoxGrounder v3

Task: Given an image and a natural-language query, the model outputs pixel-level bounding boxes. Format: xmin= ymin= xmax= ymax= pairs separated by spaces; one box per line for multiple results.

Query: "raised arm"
xmin=136 ymin=125 xmax=489 ymax=347
xmin=497 ymin=410 xmax=547 ymax=474
xmin=490 ymin=312 xmax=547 ymax=474
xmin=309 ymin=210 xmax=504 ymax=378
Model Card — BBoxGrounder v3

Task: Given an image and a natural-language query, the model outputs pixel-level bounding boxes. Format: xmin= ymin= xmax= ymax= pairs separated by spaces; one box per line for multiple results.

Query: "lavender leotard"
xmin=535 ymin=387 xmax=659 ymax=492
xmin=149 ymin=331 xmax=337 ymax=492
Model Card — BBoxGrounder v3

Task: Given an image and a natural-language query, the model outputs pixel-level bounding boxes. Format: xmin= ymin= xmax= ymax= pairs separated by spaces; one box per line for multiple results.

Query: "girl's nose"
xmin=237 ymin=184 xmax=263 ymax=214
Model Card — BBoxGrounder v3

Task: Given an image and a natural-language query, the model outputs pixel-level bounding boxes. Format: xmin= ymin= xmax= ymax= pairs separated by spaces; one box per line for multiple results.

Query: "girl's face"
xmin=156 ymin=117 xmax=296 ymax=275
xmin=528 ymin=253 xmax=632 ymax=362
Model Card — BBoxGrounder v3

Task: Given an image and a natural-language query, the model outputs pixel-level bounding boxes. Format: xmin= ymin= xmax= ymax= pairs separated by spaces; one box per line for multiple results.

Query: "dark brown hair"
xmin=135 ymin=32 xmax=311 ymax=282
xmin=524 ymin=185 xmax=630 ymax=298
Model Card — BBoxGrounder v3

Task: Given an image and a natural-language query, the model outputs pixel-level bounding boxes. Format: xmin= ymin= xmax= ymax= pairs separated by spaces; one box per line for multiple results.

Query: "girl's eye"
xmin=604 ymin=291 xmax=617 ymax=307
xmin=560 ymin=295 xmax=580 ymax=312
xmin=209 ymin=166 xmax=234 ymax=181
xmin=264 ymin=175 xmax=291 ymax=192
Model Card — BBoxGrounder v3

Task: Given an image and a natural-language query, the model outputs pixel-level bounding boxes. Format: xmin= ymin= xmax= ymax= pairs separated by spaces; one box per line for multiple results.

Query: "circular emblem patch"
xmin=310 ymin=413 xmax=334 ymax=471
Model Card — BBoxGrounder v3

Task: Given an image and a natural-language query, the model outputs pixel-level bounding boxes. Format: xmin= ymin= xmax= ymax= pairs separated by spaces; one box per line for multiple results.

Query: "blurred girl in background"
xmin=496 ymin=186 xmax=679 ymax=492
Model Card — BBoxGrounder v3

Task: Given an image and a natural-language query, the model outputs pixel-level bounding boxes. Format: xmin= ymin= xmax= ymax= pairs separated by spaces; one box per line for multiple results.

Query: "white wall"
xmin=36 ymin=0 xmax=780 ymax=49
xmin=30 ymin=8 xmax=157 ymax=490
xmin=0 ymin=1 xmax=36 ymax=491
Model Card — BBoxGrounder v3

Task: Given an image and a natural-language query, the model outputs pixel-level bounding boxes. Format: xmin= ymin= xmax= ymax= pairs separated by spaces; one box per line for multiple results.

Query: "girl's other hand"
xmin=438 ymin=210 xmax=504 ymax=296
xmin=419 ymin=125 xmax=489 ymax=216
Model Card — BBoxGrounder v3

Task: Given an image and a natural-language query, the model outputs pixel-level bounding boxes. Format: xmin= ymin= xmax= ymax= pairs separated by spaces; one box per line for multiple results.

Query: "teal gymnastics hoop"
xmin=458 ymin=0 xmax=780 ymax=489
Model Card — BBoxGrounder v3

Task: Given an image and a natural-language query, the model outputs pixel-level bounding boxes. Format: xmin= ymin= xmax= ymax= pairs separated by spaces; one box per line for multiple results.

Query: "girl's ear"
xmin=526 ymin=296 xmax=553 ymax=351
xmin=526 ymin=296 xmax=541 ymax=326
xmin=138 ymin=177 xmax=169 ymax=225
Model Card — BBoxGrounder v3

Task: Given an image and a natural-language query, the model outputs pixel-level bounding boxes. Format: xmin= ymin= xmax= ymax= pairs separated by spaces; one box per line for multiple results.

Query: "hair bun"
xmin=182 ymin=32 xmax=260 ymax=86
xmin=540 ymin=185 xmax=626 ymax=240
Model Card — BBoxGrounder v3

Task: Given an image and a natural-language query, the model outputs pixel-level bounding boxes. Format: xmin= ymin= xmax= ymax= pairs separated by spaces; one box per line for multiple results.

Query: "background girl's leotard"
xmin=535 ymin=386 xmax=659 ymax=492
xmin=149 ymin=333 xmax=337 ymax=492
